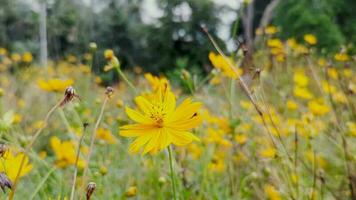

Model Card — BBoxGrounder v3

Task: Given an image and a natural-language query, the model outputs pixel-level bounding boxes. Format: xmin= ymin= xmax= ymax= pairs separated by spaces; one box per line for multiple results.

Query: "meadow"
xmin=0 ymin=28 xmax=355 ymax=200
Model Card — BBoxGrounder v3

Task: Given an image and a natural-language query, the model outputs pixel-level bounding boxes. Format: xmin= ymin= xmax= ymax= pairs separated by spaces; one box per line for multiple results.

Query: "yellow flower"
xmin=287 ymin=38 xmax=297 ymax=49
xmin=120 ymin=85 xmax=202 ymax=155
xmin=306 ymin=151 xmax=327 ymax=169
xmin=327 ymin=68 xmax=338 ymax=80
xmin=208 ymin=154 xmax=225 ymax=172
xmin=267 ymin=39 xmax=283 ymax=49
xmin=234 ymin=134 xmax=247 ymax=145
xmin=104 ymin=49 xmax=114 ymax=60
xmin=308 ymin=99 xmax=329 ymax=116
xmin=209 ymin=52 xmax=240 ymax=79
xmin=346 ymin=122 xmax=356 ymax=136
xmin=144 ymin=73 xmax=170 ymax=91
xmin=304 ymin=34 xmax=317 ymax=45
xmin=286 ymin=100 xmax=298 ymax=111
xmin=322 ymin=81 xmax=336 ymax=94
xmin=293 ymin=86 xmax=313 ymax=100
xmin=260 ymin=148 xmax=276 ymax=158
xmin=333 ymin=92 xmax=347 ymax=104
xmin=334 ymin=53 xmax=349 ymax=62
xmin=125 ymin=186 xmax=137 ymax=197
xmin=50 ymin=136 xmax=85 ymax=168
xmin=293 ymin=69 xmax=309 ymax=87
xmin=0 ymin=150 xmax=33 ymax=182
xmin=96 ymin=127 xmax=117 ymax=144
xmin=0 ymin=47 xmax=7 ymax=55
xmin=37 ymin=78 xmax=74 ymax=93
xmin=22 ymin=52 xmax=33 ymax=63
xmin=343 ymin=69 xmax=353 ymax=78
xmin=264 ymin=185 xmax=281 ymax=200
xmin=265 ymin=26 xmax=278 ymax=35
xmin=186 ymin=143 xmax=202 ymax=159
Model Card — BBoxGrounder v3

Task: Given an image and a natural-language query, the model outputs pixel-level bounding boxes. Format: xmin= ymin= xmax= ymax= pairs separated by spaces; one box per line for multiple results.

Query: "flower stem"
xmin=79 ymin=95 xmax=108 ymax=200
xmin=70 ymin=124 xmax=88 ymax=200
xmin=8 ymin=100 xmax=61 ymax=200
xmin=115 ymin=67 xmax=137 ymax=94
xmin=168 ymin=146 xmax=177 ymax=200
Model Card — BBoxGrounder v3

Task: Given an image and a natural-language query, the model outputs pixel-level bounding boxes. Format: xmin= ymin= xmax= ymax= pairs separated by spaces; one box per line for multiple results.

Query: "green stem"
xmin=168 ymin=146 xmax=177 ymax=200
xmin=115 ymin=67 xmax=137 ymax=94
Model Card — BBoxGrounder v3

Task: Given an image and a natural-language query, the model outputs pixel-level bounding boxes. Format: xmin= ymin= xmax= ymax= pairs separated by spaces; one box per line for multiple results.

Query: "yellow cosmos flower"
xmin=286 ymin=100 xmax=298 ymax=110
xmin=293 ymin=69 xmax=309 ymax=87
xmin=346 ymin=122 xmax=356 ymax=136
xmin=265 ymin=26 xmax=278 ymax=35
xmin=267 ymin=39 xmax=283 ymax=49
xmin=144 ymin=73 xmax=170 ymax=91
xmin=264 ymin=185 xmax=282 ymax=200
xmin=293 ymin=86 xmax=313 ymax=100
xmin=234 ymin=134 xmax=247 ymax=145
xmin=304 ymin=34 xmax=317 ymax=45
xmin=22 ymin=52 xmax=33 ymax=63
xmin=308 ymin=99 xmax=329 ymax=116
xmin=37 ymin=78 xmax=74 ymax=93
xmin=208 ymin=52 xmax=241 ymax=79
xmin=50 ymin=136 xmax=85 ymax=168
xmin=120 ymin=86 xmax=202 ymax=155
xmin=96 ymin=127 xmax=117 ymax=144
xmin=260 ymin=148 xmax=276 ymax=158
xmin=334 ymin=53 xmax=349 ymax=62
xmin=0 ymin=150 xmax=33 ymax=182
xmin=327 ymin=68 xmax=338 ymax=80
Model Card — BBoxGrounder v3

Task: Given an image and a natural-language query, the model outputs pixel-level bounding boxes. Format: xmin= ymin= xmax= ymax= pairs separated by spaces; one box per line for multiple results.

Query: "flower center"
xmin=150 ymin=104 xmax=166 ymax=128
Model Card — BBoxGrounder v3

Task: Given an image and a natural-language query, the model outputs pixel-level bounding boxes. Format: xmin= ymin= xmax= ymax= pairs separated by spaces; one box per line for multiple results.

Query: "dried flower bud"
xmin=105 ymin=87 xmax=114 ymax=98
xmin=0 ymin=144 xmax=7 ymax=158
xmin=0 ymin=173 xmax=12 ymax=193
xmin=86 ymin=182 xmax=96 ymax=200
xmin=60 ymin=86 xmax=80 ymax=106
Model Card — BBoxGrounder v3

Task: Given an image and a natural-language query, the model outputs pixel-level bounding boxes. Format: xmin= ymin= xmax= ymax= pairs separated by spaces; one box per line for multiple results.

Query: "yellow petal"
xmin=125 ymin=107 xmax=153 ymax=124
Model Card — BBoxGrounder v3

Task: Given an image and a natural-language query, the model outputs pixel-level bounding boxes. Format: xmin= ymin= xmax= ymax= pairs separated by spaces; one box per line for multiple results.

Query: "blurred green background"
xmin=1 ymin=0 xmax=355 ymax=73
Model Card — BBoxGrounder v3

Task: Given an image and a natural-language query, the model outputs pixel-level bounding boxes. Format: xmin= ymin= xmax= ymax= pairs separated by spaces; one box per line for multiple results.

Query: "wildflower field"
xmin=1 ymin=0 xmax=356 ymax=199
xmin=0 ymin=29 xmax=355 ymax=200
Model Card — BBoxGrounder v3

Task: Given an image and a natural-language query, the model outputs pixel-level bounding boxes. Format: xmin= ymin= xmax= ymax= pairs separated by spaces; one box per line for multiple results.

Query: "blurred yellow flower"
xmin=260 ymin=148 xmax=276 ymax=158
xmin=308 ymin=99 xmax=329 ymax=116
xmin=267 ymin=39 xmax=283 ymax=48
xmin=346 ymin=122 xmax=356 ymax=136
xmin=22 ymin=52 xmax=33 ymax=63
xmin=209 ymin=52 xmax=241 ymax=79
xmin=304 ymin=34 xmax=317 ymax=45
xmin=37 ymin=78 xmax=74 ymax=93
xmin=294 ymin=86 xmax=313 ymax=100
xmin=334 ymin=53 xmax=349 ymax=62
xmin=104 ymin=49 xmax=114 ymax=60
xmin=0 ymin=150 xmax=33 ymax=182
xmin=96 ymin=127 xmax=117 ymax=144
xmin=327 ymin=68 xmax=338 ymax=80
xmin=50 ymin=136 xmax=85 ymax=168
xmin=286 ymin=100 xmax=298 ymax=110
xmin=293 ymin=69 xmax=309 ymax=87
xmin=234 ymin=134 xmax=247 ymax=145
xmin=265 ymin=26 xmax=278 ymax=35
xmin=208 ymin=154 xmax=225 ymax=172
xmin=125 ymin=186 xmax=137 ymax=197
xmin=264 ymin=185 xmax=281 ymax=200
xmin=0 ymin=47 xmax=7 ymax=55
xmin=120 ymin=85 xmax=202 ymax=155
xmin=144 ymin=73 xmax=170 ymax=91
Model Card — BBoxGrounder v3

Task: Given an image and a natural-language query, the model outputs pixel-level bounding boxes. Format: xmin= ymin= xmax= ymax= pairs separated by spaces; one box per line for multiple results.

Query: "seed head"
xmin=105 ymin=87 xmax=114 ymax=98
xmin=60 ymin=86 xmax=80 ymax=106
xmin=86 ymin=182 xmax=96 ymax=200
